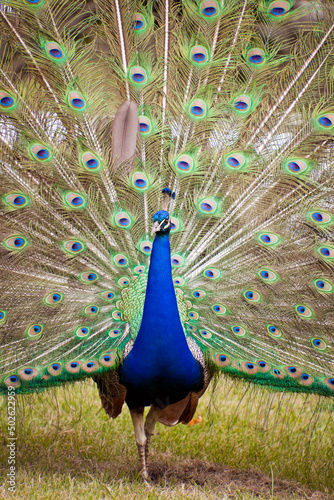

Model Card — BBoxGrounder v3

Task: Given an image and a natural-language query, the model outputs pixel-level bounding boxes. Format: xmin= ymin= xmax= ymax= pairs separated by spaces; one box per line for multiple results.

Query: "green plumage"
xmin=0 ymin=0 xmax=333 ymax=420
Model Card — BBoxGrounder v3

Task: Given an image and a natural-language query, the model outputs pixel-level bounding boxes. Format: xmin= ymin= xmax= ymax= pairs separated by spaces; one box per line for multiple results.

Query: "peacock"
xmin=0 ymin=0 xmax=334 ymax=482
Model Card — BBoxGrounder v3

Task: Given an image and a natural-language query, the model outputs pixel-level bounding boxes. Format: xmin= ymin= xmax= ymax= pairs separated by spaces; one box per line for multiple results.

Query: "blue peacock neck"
xmin=120 ymin=212 xmax=203 ymax=409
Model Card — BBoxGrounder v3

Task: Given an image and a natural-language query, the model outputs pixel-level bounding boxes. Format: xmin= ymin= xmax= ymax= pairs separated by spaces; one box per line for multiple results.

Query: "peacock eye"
xmin=5 ymin=193 xmax=29 ymax=208
xmin=80 ymin=271 xmax=99 ymax=283
xmin=189 ymin=99 xmax=207 ymax=119
xmin=243 ymin=290 xmax=261 ymax=302
xmin=65 ymin=192 xmax=86 ymax=209
xmin=232 ymin=326 xmax=246 ymax=336
xmin=200 ymin=329 xmax=212 ymax=339
xmin=259 ymin=233 xmax=279 ymax=245
xmin=192 ymin=290 xmax=206 ymax=299
xmin=311 ymin=338 xmax=327 ymax=350
xmin=295 ymin=304 xmax=313 ymax=319
xmin=259 ymin=269 xmax=278 ymax=281
xmin=188 ymin=311 xmax=199 ymax=320
xmin=129 ymin=66 xmax=148 ymax=85
xmin=44 ymin=292 xmax=64 ymax=305
xmin=0 ymin=91 xmax=16 ymax=109
xmin=75 ymin=327 xmax=90 ymax=338
xmin=26 ymin=324 xmax=43 ymax=338
xmin=114 ymin=253 xmax=129 ymax=266
xmin=3 ymin=235 xmax=29 ymax=250
xmin=310 ymin=211 xmax=332 ymax=224
xmin=314 ymin=279 xmax=332 ymax=292
xmin=267 ymin=324 xmax=282 ymax=338
xmin=286 ymin=159 xmax=308 ymax=174
xmin=102 ymin=291 xmax=115 ymax=300
xmin=190 ymin=46 xmax=209 ymax=65
xmin=108 ymin=329 xmax=121 ymax=337
xmin=212 ymin=304 xmax=227 ymax=315
xmin=31 ymin=144 xmax=52 ymax=161
xmin=68 ymin=91 xmax=86 ymax=110
xmin=318 ymin=246 xmax=334 ymax=259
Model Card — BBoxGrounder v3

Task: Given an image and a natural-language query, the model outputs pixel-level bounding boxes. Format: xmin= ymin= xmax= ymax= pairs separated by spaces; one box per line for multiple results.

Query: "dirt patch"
xmin=147 ymin=456 xmax=332 ymax=499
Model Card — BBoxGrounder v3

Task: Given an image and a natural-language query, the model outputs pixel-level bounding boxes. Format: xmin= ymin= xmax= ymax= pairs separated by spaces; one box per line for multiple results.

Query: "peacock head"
xmin=151 ymin=210 xmax=171 ymax=235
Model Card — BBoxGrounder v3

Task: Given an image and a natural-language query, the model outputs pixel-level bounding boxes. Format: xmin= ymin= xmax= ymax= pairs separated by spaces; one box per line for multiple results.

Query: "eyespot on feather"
xmin=115 ymin=212 xmax=132 ymax=229
xmin=100 ymin=352 xmax=115 ymax=367
xmin=324 ymin=378 xmax=334 ymax=390
xmin=175 ymin=154 xmax=194 ymax=173
xmin=174 ymin=277 xmax=184 ymax=286
xmin=258 ymin=232 xmax=280 ymax=246
xmin=81 ymin=152 xmax=101 ymax=171
xmin=198 ymin=198 xmax=217 ymax=214
xmin=5 ymin=193 xmax=29 ymax=208
xmin=82 ymin=360 xmax=99 ymax=373
xmin=133 ymin=13 xmax=147 ymax=32
xmin=317 ymin=246 xmax=334 ymax=259
xmin=68 ymin=91 xmax=86 ymax=111
xmin=258 ymin=268 xmax=278 ymax=282
xmin=112 ymin=310 xmax=122 ymax=321
xmin=132 ymin=172 xmax=149 ymax=190
xmin=134 ymin=265 xmax=146 ymax=274
xmin=45 ymin=42 xmax=65 ymax=62
xmin=267 ymin=324 xmax=282 ymax=338
xmin=171 ymin=254 xmax=184 ymax=267
xmin=101 ymin=291 xmax=115 ymax=301
xmin=25 ymin=0 xmax=43 ymax=6
xmin=233 ymin=95 xmax=251 ymax=112
xmin=272 ymin=368 xmax=285 ymax=379
xmin=314 ymin=279 xmax=332 ymax=293
xmin=3 ymin=235 xmax=29 ymax=251
xmin=84 ymin=305 xmax=100 ymax=316
xmin=243 ymin=290 xmax=261 ymax=302
xmin=311 ymin=338 xmax=327 ymax=350
xmin=64 ymin=192 xmax=86 ymax=209
xmin=285 ymin=158 xmax=308 ymax=174
xmin=310 ymin=210 xmax=332 ymax=224
xmin=80 ymin=271 xmax=99 ymax=283
xmin=200 ymin=1 xmax=219 ymax=19
xmin=140 ymin=241 xmax=152 ymax=255
xmin=247 ymin=49 xmax=265 ymax=65
xmin=268 ymin=1 xmax=290 ymax=16
xmin=5 ymin=375 xmax=20 ymax=388
xmin=225 ymin=153 xmax=246 ymax=170
xmin=44 ymin=292 xmax=64 ymax=306
xmin=295 ymin=304 xmax=313 ymax=319
xmin=231 ymin=326 xmax=247 ymax=336
xmin=48 ymin=362 xmax=62 ymax=376
xmin=190 ymin=46 xmax=209 ymax=65
xmin=62 ymin=240 xmax=85 ymax=254
xmin=0 ymin=91 xmax=16 ymax=110
xmin=213 ymin=353 xmax=231 ymax=367
xmin=241 ymin=361 xmax=259 ymax=374
xmin=286 ymin=366 xmax=303 ymax=379
xmin=114 ymin=254 xmax=129 ymax=266
xmin=26 ymin=324 xmax=43 ymax=339
xmin=118 ymin=277 xmax=130 ymax=286
xmin=108 ymin=329 xmax=121 ymax=338
xmin=170 ymin=217 xmax=180 ymax=232
xmin=188 ymin=311 xmax=199 ymax=320
xmin=200 ymin=329 xmax=212 ymax=339
xmin=189 ymin=99 xmax=207 ymax=119
xmin=203 ymin=268 xmax=220 ymax=279
xmin=65 ymin=361 xmax=81 ymax=373
xmin=212 ymin=304 xmax=227 ymax=315
xmin=192 ymin=290 xmax=206 ymax=299
xmin=138 ymin=116 xmax=152 ymax=135
xmin=0 ymin=310 xmax=7 ymax=325
xmin=257 ymin=360 xmax=271 ymax=373
xmin=317 ymin=113 xmax=334 ymax=129
xmin=31 ymin=144 xmax=52 ymax=162
xmin=18 ymin=367 xmax=38 ymax=381
xmin=129 ymin=66 xmax=148 ymax=85
xmin=75 ymin=327 xmax=90 ymax=338
xmin=298 ymin=373 xmax=314 ymax=386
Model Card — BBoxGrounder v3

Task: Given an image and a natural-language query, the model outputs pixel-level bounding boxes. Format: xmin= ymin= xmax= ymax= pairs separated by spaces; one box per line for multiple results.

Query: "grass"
xmin=0 ymin=378 xmax=333 ymax=499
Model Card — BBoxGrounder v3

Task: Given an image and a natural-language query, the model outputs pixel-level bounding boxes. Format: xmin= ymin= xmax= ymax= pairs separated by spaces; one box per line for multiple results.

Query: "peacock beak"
xmin=151 ymin=218 xmax=170 ymax=235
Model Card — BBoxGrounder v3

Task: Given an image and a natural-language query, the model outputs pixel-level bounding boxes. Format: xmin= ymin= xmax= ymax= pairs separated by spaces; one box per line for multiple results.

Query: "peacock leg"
xmin=144 ymin=404 xmax=162 ymax=466
xmin=129 ymin=407 xmax=149 ymax=481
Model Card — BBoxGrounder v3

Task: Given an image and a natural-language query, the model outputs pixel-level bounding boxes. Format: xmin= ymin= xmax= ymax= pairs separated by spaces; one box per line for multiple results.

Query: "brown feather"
xmin=112 ymin=101 xmax=139 ymax=167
